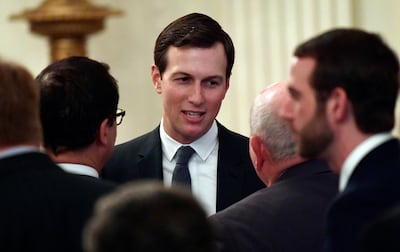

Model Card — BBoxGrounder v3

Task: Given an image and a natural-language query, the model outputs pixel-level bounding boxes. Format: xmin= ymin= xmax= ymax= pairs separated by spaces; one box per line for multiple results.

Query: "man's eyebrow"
xmin=171 ymin=71 xmax=191 ymax=76
xmin=204 ymin=75 xmax=224 ymax=81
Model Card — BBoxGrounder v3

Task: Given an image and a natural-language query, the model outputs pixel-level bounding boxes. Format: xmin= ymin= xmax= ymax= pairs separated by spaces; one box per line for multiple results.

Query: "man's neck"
xmin=46 ymin=148 xmax=102 ymax=174
xmin=325 ymin=131 xmax=371 ymax=174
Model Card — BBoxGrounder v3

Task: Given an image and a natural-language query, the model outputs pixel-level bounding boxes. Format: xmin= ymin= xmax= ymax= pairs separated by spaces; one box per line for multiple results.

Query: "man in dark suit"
xmin=102 ymin=13 xmax=264 ymax=215
xmin=209 ymin=82 xmax=338 ymax=252
xmin=282 ymin=28 xmax=400 ymax=252
xmin=0 ymin=59 xmax=115 ymax=252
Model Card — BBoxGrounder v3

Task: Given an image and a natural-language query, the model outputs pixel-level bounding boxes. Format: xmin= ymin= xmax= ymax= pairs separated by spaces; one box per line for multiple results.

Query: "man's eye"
xmin=176 ymin=77 xmax=190 ymax=83
xmin=288 ymin=88 xmax=301 ymax=100
xmin=207 ymin=80 xmax=221 ymax=87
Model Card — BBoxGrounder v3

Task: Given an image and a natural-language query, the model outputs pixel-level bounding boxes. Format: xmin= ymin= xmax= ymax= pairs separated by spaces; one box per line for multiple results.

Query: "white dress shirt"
xmin=339 ymin=133 xmax=393 ymax=191
xmin=0 ymin=146 xmax=40 ymax=159
xmin=0 ymin=146 xmax=99 ymax=179
xmin=58 ymin=163 xmax=99 ymax=178
xmin=160 ymin=119 xmax=218 ymax=215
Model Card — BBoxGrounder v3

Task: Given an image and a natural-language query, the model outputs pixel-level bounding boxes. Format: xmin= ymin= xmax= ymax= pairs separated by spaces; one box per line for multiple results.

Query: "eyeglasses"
xmin=115 ymin=108 xmax=126 ymax=126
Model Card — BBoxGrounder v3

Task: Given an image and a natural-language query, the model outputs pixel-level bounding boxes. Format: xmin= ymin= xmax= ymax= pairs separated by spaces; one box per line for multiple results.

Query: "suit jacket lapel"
xmin=136 ymin=126 xmax=164 ymax=180
xmin=216 ymin=122 xmax=246 ymax=211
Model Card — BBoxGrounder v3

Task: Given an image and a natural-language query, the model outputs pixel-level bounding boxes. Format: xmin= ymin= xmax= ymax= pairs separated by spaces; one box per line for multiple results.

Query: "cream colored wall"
xmin=1 ymin=0 xmax=400 ymax=144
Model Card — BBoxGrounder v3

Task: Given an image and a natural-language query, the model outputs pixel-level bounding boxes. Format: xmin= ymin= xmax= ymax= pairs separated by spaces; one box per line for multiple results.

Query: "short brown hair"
xmin=0 ymin=59 xmax=42 ymax=146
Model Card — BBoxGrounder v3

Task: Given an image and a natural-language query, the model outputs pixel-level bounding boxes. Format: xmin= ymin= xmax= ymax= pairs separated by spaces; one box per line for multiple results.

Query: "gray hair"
xmin=250 ymin=92 xmax=296 ymax=162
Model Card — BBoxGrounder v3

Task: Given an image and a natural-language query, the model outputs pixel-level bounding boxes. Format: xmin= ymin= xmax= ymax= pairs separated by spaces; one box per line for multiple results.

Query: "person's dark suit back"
xmin=210 ymin=160 xmax=337 ymax=252
xmin=0 ymin=153 xmax=114 ymax=252
xmin=358 ymin=202 xmax=400 ymax=252
xmin=0 ymin=58 xmax=115 ymax=252
xmin=323 ymin=138 xmax=400 ymax=252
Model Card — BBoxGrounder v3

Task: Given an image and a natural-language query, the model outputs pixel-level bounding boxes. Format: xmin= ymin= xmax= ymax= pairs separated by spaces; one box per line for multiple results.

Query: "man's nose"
xmin=188 ymin=83 xmax=205 ymax=105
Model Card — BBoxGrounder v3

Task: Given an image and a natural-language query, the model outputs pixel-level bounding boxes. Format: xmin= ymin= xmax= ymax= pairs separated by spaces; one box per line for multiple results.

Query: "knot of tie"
xmin=172 ymin=146 xmax=195 ymax=190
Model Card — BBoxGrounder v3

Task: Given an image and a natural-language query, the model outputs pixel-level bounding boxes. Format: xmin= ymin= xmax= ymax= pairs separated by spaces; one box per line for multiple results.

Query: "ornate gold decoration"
xmin=10 ymin=0 xmax=122 ymax=62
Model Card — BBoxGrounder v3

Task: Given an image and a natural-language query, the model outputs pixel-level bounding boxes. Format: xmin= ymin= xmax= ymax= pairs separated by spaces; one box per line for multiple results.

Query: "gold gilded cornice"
xmin=11 ymin=0 xmax=122 ymax=62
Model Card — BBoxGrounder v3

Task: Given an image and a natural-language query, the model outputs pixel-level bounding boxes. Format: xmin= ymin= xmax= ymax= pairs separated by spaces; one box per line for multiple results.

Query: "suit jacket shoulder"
xmin=215 ymin=122 xmax=265 ymax=210
xmin=210 ymin=160 xmax=338 ymax=252
xmin=325 ymin=138 xmax=400 ymax=252
xmin=102 ymin=126 xmax=162 ymax=182
xmin=0 ymin=152 xmax=115 ymax=252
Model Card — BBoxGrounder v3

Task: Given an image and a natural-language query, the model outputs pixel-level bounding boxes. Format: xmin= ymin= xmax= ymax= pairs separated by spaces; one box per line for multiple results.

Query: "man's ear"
xmin=97 ymin=118 xmax=112 ymax=146
xmin=250 ymin=136 xmax=266 ymax=172
xmin=326 ymin=87 xmax=350 ymax=123
xmin=151 ymin=64 xmax=162 ymax=94
xmin=225 ymin=77 xmax=230 ymax=91
xmin=220 ymin=78 xmax=230 ymax=100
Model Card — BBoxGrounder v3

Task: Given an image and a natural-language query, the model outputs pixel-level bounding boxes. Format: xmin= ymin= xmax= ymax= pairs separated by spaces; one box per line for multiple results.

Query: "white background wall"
xmin=1 ymin=0 xmax=400 ymax=144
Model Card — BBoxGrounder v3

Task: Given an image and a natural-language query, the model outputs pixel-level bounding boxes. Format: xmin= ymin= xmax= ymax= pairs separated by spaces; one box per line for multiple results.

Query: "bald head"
xmin=250 ymin=82 xmax=296 ymax=162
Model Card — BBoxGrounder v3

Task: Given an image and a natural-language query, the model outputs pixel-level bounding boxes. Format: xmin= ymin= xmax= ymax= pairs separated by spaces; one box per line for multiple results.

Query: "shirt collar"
xmin=160 ymin=119 xmax=218 ymax=161
xmin=0 ymin=145 xmax=41 ymax=159
xmin=339 ymin=132 xmax=393 ymax=191
xmin=57 ymin=163 xmax=99 ymax=178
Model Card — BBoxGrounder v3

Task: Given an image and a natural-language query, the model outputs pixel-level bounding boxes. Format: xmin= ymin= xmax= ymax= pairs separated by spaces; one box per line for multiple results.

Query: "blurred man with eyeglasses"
xmin=37 ymin=56 xmax=123 ymax=180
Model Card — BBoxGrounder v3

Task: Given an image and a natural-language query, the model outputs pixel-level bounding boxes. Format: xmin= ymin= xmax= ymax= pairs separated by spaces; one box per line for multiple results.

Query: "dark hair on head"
xmin=84 ymin=181 xmax=217 ymax=252
xmin=294 ymin=28 xmax=400 ymax=133
xmin=154 ymin=12 xmax=235 ymax=79
xmin=36 ymin=56 xmax=119 ymax=154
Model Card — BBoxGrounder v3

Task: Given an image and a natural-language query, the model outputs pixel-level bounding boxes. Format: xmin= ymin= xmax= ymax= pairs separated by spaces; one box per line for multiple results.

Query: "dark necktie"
xmin=172 ymin=146 xmax=195 ymax=191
